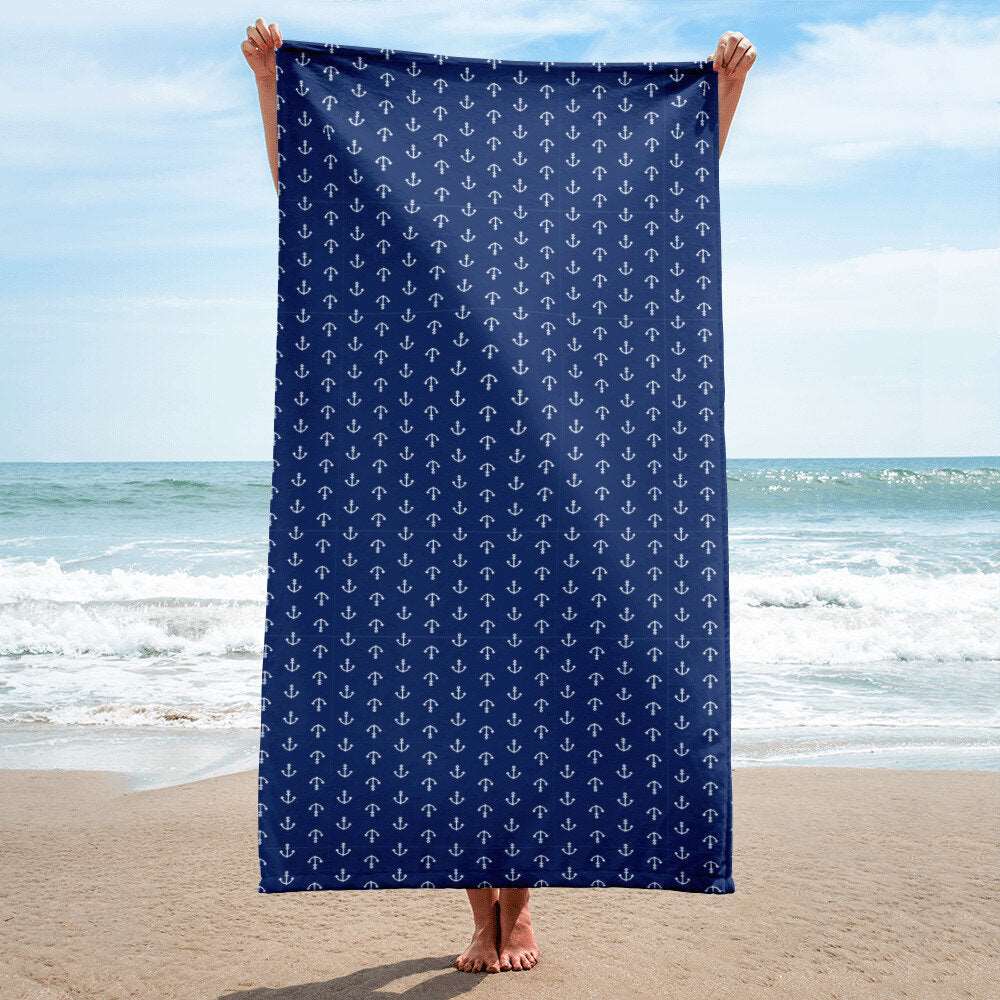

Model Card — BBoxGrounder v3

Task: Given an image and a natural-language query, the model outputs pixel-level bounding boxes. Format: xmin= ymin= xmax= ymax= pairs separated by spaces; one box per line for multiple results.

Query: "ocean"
xmin=1 ymin=458 xmax=997 ymax=788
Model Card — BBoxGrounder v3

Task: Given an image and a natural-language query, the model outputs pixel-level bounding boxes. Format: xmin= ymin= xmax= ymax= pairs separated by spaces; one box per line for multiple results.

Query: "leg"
xmin=498 ymin=887 xmax=540 ymax=970
xmin=453 ymin=887 xmax=501 ymax=973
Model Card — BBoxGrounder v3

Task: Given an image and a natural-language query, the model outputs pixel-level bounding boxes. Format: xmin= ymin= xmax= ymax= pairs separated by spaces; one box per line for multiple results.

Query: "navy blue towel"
xmin=259 ymin=40 xmax=734 ymax=894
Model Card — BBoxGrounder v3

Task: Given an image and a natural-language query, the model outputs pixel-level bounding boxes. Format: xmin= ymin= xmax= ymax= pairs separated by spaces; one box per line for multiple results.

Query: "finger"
xmin=731 ymin=43 xmax=756 ymax=76
xmin=241 ymin=38 xmax=260 ymax=64
xmin=722 ymin=32 xmax=741 ymax=69
xmin=714 ymin=33 xmax=737 ymax=70
xmin=250 ymin=18 xmax=271 ymax=49
xmin=717 ymin=32 xmax=735 ymax=69
xmin=269 ymin=22 xmax=282 ymax=48
xmin=255 ymin=17 xmax=276 ymax=49
xmin=728 ymin=39 xmax=753 ymax=75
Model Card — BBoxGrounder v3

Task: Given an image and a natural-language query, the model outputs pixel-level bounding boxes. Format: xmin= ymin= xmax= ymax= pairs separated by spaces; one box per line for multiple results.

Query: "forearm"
xmin=255 ymin=75 xmax=279 ymax=194
xmin=716 ymin=74 xmax=745 ymax=158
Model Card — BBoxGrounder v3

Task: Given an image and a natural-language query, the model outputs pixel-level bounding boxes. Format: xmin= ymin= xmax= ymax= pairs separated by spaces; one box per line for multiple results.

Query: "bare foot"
xmin=498 ymin=895 xmax=540 ymax=971
xmin=453 ymin=909 xmax=501 ymax=974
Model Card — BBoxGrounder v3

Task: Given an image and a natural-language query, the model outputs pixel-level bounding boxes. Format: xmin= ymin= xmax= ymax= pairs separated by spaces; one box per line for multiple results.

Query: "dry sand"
xmin=0 ymin=766 xmax=996 ymax=1000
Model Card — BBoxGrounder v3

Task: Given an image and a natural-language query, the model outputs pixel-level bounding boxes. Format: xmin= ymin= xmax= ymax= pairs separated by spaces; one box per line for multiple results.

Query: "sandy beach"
xmin=0 ymin=767 xmax=995 ymax=999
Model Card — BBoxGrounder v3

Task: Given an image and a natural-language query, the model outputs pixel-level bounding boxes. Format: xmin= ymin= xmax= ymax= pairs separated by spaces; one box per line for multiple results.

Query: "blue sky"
xmin=3 ymin=1 xmax=998 ymax=460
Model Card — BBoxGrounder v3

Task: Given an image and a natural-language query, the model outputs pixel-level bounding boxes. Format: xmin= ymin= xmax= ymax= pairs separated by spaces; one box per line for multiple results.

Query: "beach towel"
xmin=258 ymin=40 xmax=734 ymax=894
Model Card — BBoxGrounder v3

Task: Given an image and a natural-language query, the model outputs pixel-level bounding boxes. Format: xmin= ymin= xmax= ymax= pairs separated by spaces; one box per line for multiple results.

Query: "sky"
xmin=2 ymin=0 xmax=998 ymax=461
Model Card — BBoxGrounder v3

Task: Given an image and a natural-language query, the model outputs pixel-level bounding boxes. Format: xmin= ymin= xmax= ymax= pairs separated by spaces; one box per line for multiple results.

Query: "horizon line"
xmin=1 ymin=455 xmax=998 ymax=465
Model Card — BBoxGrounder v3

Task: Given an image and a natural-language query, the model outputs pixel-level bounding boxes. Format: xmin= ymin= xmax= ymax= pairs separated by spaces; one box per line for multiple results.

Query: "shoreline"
xmin=1 ymin=766 xmax=997 ymax=999
xmin=1 ymin=720 xmax=996 ymax=792
xmin=5 ymin=758 xmax=1000 ymax=791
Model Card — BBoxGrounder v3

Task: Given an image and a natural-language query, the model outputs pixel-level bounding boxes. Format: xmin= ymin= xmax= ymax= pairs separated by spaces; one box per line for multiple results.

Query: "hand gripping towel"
xmin=258 ymin=40 xmax=735 ymax=894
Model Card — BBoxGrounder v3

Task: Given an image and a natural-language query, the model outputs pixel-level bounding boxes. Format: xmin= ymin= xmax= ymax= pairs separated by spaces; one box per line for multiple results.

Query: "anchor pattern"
xmin=259 ymin=40 xmax=734 ymax=894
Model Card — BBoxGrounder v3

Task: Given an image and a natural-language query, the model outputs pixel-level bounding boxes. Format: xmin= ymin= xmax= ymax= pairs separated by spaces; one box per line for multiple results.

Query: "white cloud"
xmin=0 ymin=55 xmax=240 ymax=126
xmin=6 ymin=1 xmax=673 ymax=43
xmin=726 ymin=245 xmax=1000 ymax=336
xmin=720 ymin=244 xmax=1000 ymax=458
xmin=723 ymin=9 xmax=1000 ymax=184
